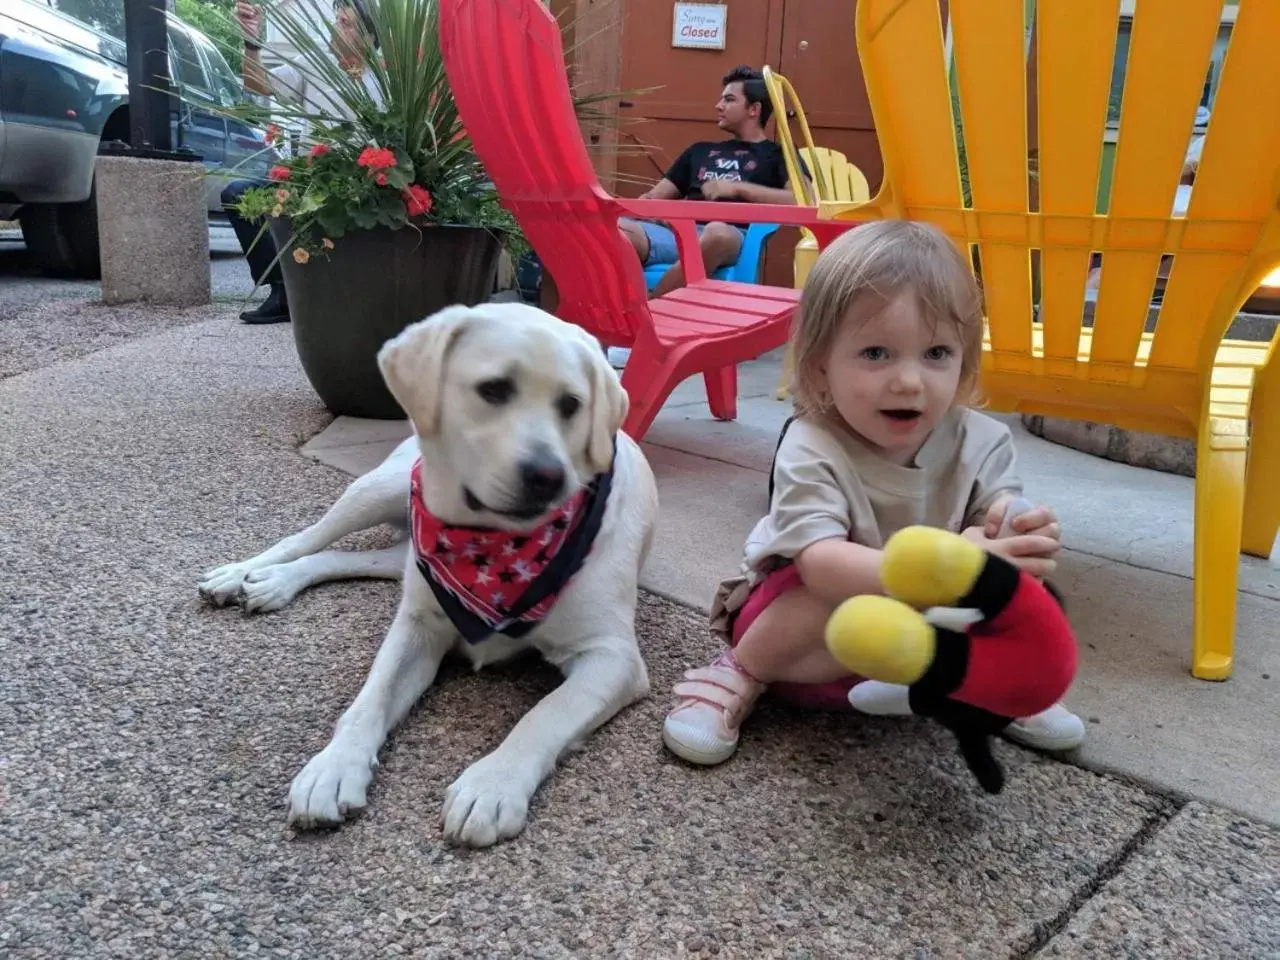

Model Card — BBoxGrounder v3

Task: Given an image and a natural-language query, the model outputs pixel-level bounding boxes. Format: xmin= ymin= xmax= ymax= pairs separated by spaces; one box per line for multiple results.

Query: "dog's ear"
xmin=575 ymin=331 xmax=629 ymax=474
xmin=377 ymin=305 xmax=474 ymax=436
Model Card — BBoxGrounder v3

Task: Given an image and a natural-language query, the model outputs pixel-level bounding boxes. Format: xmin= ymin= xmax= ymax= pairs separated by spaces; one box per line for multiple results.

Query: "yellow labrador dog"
xmin=199 ymin=303 xmax=658 ymax=847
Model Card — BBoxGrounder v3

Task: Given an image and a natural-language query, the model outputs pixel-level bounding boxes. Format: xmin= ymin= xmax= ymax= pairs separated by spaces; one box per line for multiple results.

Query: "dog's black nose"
xmin=519 ymin=455 xmax=566 ymax=503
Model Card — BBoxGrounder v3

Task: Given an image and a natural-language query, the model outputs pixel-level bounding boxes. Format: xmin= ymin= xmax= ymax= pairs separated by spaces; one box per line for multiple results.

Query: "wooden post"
xmin=562 ymin=0 xmax=624 ymax=191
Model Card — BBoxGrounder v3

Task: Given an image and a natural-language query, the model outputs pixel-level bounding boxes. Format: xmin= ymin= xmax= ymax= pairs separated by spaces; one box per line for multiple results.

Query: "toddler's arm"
xmin=794 ymin=538 xmax=884 ymax=609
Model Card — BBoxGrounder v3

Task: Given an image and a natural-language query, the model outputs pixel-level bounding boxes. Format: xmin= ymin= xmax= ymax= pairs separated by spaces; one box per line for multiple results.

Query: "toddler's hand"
xmin=984 ymin=496 xmax=1061 ymax=543
xmin=962 ymin=525 xmax=1060 ymax=578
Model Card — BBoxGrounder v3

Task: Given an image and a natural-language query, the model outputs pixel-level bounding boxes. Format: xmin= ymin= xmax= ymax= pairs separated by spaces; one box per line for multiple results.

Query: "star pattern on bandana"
xmin=409 ymin=459 xmax=589 ymax=632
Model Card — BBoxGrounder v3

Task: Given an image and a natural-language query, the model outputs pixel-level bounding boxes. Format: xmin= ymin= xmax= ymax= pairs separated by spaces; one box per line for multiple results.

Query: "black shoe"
xmin=240 ymin=285 xmax=290 ymax=324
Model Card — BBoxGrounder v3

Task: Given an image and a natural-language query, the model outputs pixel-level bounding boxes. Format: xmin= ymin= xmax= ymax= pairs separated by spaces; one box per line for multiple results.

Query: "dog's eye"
xmin=476 ymin=377 xmax=516 ymax=405
xmin=557 ymin=394 xmax=582 ymax=419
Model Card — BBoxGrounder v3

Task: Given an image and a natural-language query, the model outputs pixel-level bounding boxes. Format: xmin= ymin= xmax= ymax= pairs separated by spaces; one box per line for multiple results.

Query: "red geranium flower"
xmin=357 ymin=146 xmax=397 ymax=172
xmin=403 ymin=184 xmax=433 ymax=217
xmin=268 ymin=165 xmax=291 ymax=181
xmin=376 ymin=173 xmax=388 ymax=186
xmin=309 ymin=143 xmax=330 ymax=158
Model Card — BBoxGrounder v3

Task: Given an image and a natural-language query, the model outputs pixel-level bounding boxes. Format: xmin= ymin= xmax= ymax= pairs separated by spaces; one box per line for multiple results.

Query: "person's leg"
xmin=650 ymin=220 xmax=745 ymax=298
xmin=618 ymin=217 xmax=651 ymax=264
xmin=663 ymin=566 xmax=861 ymax=766
xmin=222 ymin=179 xmax=289 ymax=324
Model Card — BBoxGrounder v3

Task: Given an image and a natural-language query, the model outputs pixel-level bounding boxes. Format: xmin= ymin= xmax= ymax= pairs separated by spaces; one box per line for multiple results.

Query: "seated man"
xmin=622 ymin=64 xmax=809 ymax=299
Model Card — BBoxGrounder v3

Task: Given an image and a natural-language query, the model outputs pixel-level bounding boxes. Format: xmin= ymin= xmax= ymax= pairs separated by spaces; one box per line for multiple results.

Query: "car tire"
xmin=18 ymin=179 xmax=102 ymax=280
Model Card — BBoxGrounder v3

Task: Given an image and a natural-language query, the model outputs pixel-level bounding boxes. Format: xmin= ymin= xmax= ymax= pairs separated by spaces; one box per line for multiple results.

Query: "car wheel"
xmin=18 ymin=181 xmax=102 ymax=280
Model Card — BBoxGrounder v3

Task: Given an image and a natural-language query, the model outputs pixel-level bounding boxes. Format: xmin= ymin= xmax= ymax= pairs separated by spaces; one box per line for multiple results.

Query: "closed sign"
xmin=672 ymin=3 xmax=727 ymax=50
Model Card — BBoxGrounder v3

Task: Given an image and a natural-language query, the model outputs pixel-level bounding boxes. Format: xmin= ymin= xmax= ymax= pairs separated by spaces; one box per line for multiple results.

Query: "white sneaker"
xmin=1003 ymin=704 xmax=1086 ymax=752
xmin=663 ymin=650 xmax=767 ymax=766
xmin=849 ymin=682 xmax=1085 ymax=752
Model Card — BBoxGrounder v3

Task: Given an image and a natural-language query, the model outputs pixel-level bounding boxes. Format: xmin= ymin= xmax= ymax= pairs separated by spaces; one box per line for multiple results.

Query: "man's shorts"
xmin=627 ymin=218 xmax=748 ymax=266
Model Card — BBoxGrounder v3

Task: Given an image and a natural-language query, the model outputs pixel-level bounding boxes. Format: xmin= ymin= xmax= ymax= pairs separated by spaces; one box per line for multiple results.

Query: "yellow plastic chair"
xmin=818 ymin=0 xmax=1280 ymax=680
xmin=761 ymin=68 xmax=872 ymax=398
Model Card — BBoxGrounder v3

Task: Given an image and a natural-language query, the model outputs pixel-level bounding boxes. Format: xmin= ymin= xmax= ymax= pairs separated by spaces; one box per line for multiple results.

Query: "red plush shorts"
xmin=730 ymin=565 xmax=864 ymax=711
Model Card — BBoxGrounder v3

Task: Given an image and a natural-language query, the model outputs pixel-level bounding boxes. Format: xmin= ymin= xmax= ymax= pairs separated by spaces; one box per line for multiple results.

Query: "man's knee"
xmin=699 ymin=221 xmax=743 ymax=261
xmin=619 ymin=221 xmax=649 ymax=263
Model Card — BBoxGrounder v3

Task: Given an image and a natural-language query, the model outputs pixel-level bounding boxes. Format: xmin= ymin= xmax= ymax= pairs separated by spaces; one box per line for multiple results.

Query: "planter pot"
xmin=269 ymin=219 xmax=502 ymax=419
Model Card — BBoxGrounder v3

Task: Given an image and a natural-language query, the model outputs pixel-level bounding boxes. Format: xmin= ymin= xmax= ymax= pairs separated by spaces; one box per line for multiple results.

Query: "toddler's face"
xmin=818 ymin=288 xmax=964 ymax=465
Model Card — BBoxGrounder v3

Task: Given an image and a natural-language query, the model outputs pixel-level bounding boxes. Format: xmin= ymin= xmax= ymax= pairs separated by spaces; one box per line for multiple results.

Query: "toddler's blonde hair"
xmin=789 ymin=219 xmax=985 ymax=417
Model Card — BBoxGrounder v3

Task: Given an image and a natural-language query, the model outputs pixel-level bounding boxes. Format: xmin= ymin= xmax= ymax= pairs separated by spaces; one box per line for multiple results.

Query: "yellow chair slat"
xmin=1090 ymin=0 xmax=1223 ymax=370
xmin=1036 ymin=1 xmax=1117 ymax=219
xmin=856 ymin=0 xmax=962 ymax=217
xmin=951 ymin=0 xmax=1036 ymax=362
xmin=1106 ymin=1 xmax=1221 ymax=222
xmin=1035 ymin=2 xmax=1118 ymax=364
xmin=1153 ymin=1 xmax=1280 ymax=372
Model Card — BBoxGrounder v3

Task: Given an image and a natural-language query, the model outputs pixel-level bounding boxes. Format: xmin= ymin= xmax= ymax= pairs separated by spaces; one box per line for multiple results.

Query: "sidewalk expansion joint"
xmin=1014 ymin=795 xmax=1186 ymax=958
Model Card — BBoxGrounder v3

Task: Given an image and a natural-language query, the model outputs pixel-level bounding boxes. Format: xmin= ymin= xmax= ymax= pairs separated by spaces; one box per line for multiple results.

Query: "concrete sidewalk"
xmin=2 ymin=309 xmax=1277 ymax=958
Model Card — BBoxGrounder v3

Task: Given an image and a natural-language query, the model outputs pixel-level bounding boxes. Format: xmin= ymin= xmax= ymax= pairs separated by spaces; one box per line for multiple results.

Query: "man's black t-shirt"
xmin=664 ymin=139 xmax=799 ymax=201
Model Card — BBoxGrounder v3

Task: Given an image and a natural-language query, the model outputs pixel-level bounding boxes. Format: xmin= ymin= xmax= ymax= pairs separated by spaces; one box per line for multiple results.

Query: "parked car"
xmin=0 ymin=0 xmax=277 ymax=277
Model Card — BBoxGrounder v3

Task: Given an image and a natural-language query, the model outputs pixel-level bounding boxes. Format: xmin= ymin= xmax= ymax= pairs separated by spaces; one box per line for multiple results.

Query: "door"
xmin=615 ymin=0 xmax=783 ymax=196
xmin=775 ymin=0 xmax=882 ymax=191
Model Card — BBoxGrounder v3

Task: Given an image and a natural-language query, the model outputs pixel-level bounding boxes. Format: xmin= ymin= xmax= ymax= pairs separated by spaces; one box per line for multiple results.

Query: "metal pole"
xmin=123 ymin=0 xmax=173 ymax=153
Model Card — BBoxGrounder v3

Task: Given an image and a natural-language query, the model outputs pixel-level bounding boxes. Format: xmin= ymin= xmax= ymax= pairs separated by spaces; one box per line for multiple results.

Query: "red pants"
xmin=730 ymin=565 xmax=864 ymax=711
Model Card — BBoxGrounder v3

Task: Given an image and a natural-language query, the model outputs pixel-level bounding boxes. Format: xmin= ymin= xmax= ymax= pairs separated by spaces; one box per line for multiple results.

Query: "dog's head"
xmin=378 ymin=302 xmax=628 ymax=527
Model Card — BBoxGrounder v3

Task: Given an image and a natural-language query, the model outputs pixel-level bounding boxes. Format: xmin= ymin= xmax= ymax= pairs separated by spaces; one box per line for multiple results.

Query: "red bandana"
xmin=409 ymin=459 xmax=597 ymax=643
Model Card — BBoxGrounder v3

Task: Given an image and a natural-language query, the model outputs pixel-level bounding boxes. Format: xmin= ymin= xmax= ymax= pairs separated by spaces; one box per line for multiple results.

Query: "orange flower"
xmin=322 ymin=238 xmax=335 ymax=250
xmin=275 ymin=188 xmax=290 ymax=202
xmin=293 ymin=248 xmax=310 ymax=264
xmin=403 ymin=184 xmax=433 ymax=217
xmin=357 ymin=146 xmax=397 ymax=171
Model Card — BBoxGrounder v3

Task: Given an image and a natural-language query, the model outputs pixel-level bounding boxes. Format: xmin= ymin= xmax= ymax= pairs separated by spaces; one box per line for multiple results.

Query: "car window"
xmin=168 ymin=24 xmax=210 ymax=96
xmin=192 ymin=30 xmax=244 ymax=106
xmin=47 ymin=0 xmax=125 ymax=42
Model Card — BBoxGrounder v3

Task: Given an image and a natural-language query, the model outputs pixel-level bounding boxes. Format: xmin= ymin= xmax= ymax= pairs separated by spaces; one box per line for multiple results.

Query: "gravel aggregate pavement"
xmin=1 ymin=310 xmax=1273 ymax=959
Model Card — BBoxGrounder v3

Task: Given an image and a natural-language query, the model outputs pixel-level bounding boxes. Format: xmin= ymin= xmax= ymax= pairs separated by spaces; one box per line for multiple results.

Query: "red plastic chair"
xmin=438 ymin=0 xmax=842 ymax=439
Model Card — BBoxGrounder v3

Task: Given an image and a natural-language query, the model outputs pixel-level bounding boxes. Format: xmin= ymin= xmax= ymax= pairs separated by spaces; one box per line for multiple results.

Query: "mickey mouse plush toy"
xmin=824 ymin=517 xmax=1078 ymax=794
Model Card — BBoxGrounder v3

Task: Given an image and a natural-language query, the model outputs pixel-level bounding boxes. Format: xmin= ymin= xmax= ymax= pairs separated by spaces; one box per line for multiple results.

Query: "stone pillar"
xmin=96 ymin=156 xmax=211 ymax=307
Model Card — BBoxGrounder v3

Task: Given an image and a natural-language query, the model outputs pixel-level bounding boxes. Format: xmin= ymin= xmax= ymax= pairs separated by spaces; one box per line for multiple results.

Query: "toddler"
xmin=663 ymin=220 xmax=1085 ymax=766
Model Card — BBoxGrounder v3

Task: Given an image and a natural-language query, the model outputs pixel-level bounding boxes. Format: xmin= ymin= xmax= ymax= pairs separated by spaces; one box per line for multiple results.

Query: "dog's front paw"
xmin=240 ymin=564 xmax=302 ymax=614
xmin=442 ymin=756 xmax=534 ymax=848
xmin=287 ymin=744 xmax=375 ymax=830
xmin=198 ymin=562 xmax=253 ymax=607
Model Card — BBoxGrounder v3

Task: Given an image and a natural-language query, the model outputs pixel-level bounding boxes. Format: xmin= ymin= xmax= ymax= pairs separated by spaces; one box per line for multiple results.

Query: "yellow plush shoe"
xmin=825 ymin=594 xmax=936 ymax=685
xmin=879 ymin=525 xmax=988 ymax=610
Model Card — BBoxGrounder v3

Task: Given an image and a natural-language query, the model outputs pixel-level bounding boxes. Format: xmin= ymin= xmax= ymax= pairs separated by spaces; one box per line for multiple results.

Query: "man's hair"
xmin=722 ymin=64 xmax=772 ymax=127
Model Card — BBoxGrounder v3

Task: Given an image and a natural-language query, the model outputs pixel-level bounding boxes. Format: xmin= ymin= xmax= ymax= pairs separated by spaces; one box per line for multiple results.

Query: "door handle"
xmin=619 ymin=100 xmax=634 ymax=108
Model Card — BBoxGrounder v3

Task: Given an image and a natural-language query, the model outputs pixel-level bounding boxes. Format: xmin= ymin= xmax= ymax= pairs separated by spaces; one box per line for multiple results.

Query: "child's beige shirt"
xmin=709 ymin=407 xmax=1022 ymax=641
